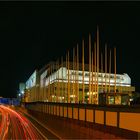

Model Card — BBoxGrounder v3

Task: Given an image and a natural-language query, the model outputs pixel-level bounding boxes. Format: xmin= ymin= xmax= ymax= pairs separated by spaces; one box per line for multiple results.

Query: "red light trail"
xmin=0 ymin=105 xmax=46 ymax=140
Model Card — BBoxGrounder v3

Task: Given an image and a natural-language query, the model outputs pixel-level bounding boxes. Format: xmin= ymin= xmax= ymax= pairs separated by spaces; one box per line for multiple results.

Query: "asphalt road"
xmin=0 ymin=105 xmax=46 ymax=140
xmin=17 ymin=107 xmax=60 ymax=140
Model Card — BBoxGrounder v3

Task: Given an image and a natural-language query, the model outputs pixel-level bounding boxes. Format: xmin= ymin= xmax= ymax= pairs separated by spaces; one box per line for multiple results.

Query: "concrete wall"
xmin=26 ymin=102 xmax=140 ymax=133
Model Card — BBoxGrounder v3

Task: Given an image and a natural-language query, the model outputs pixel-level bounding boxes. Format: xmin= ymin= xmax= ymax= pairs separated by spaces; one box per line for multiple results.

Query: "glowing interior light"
xmin=70 ymin=95 xmax=75 ymax=98
xmin=87 ymin=92 xmax=97 ymax=95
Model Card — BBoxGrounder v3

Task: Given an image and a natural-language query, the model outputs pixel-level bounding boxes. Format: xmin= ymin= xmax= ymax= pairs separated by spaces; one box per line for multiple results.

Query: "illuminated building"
xmin=24 ymin=28 xmax=135 ymax=105
xmin=24 ymin=61 xmax=135 ymax=105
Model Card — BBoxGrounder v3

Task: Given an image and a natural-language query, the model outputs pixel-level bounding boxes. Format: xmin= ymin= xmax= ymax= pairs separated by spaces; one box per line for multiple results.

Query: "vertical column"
xmin=65 ymin=54 xmax=67 ymax=103
xmin=61 ymin=56 xmax=64 ymax=103
xmin=53 ymin=63 xmax=55 ymax=102
xmin=109 ymin=49 xmax=111 ymax=93
xmin=48 ymin=65 xmax=51 ymax=102
xmin=76 ymin=44 xmax=79 ymax=103
xmin=82 ymin=40 xmax=85 ymax=103
xmin=101 ymin=52 xmax=104 ymax=92
xmin=89 ymin=34 xmax=91 ymax=104
xmin=91 ymin=51 xmax=93 ymax=104
xmin=50 ymin=64 xmax=52 ymax=102
xmin=73 ymin=48 xmax=75 ymax=103
xmin=105 ymin=44 xmax=108 ymax=105
xmin=44 ymin=85 xmax=46 ymax=102
xmin=114 ymin=47 xmax=116 ymax=99
xmin=67 ymin=51 xmax=70 ymax=103
xmin=56 ymin=61 xmax=58 ymax=102
xmin=97 ymin=26 xmax=99 ymax=105
xmin=74 ymin=48 xmax=76 ymax=103
xmin=42 ymin=78 xmax=45 ymax=101
xmin=94 ymin=42 xmax=96 ymax=104
xmin=45 ymin=70 xmax=47 ymax=102
xmin=105 ymin=44 xmax=107 ymax=94
xmin=58 ymin=59 xmax=60 ymax=102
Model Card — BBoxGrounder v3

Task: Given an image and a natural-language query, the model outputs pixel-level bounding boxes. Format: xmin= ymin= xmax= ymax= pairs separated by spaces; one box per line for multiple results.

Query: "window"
xmin=85 ymin=73 xmax=89 ymax=76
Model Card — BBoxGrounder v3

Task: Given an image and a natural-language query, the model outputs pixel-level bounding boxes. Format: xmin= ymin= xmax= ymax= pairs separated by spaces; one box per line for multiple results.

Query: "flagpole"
xmin=89 ymin=34 xmax=91 ymax=104
xmin=97 ymin=26 xmax=99 ymax=105
xmin=82 ymin=39 xmax=85 ymax=104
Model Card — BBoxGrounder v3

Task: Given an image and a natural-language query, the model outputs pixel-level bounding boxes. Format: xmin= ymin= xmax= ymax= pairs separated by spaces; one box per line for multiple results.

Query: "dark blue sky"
xmin=0 ymin=2 xmax=140 ymax=97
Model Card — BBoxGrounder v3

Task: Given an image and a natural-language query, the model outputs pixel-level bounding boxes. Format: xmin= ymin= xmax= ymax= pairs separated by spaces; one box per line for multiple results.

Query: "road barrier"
xmin=25 ymin=102 xmax=140 ymax=138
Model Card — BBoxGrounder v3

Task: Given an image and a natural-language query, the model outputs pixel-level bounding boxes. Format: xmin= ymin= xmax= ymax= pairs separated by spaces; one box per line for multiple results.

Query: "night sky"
xmin=0 ymin=2 xmax=140 ymax=98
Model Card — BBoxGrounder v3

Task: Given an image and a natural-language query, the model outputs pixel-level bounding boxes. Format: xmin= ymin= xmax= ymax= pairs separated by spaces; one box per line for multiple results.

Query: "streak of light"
xmin=0 ymin=105 xmax=46 ymax=139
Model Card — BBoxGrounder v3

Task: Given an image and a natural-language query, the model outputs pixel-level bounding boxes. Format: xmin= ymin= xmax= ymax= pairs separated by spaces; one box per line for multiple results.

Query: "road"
xmin=0 ymin=105 xmax=46 ymax=140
